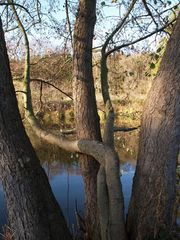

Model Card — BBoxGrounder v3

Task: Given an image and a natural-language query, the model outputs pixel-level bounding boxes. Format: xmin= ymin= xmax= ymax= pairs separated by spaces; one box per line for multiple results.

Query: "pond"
xmin=0 ymin=128 xmax=179 ymax=237
xmin=0 ymin=128 xmax=138 ymax=237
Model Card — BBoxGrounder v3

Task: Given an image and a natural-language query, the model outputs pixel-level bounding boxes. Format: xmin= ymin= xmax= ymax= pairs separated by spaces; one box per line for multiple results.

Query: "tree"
xmin=127 ymin=13 xmax=180 ymax=240
xmin=1 ymin=1 xmax=179 ymax=240
xmin=0 ymin=2 xmax=127 ymax=239
xmin=0 ymin=16 xmax=72 ymax=240
xmin=73 ymin=0 xmax=102 ymax=239
xmin=6 ymin=1 xmax=127 ymax=239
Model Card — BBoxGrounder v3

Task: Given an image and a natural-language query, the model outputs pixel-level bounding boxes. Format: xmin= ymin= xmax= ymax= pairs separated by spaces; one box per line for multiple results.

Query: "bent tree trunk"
xmin=127 ymin=14 xmax=180 ymax=239
xmin=73 ymin=0 xmax=102 ymax=239
xmin=0 ymin=17 xmax=71 ymax=240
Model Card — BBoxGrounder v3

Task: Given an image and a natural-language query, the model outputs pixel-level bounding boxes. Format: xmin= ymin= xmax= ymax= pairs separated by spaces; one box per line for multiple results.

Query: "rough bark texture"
xmin=0 ymin=17 xmax=72 ymax=240
xmin=127 ymin=14 xmax=180 ymax=240
xmin=97 ymin=102 xmax=127 ymax=240
xmin=73 ymin=0 xmax=102 ymax=239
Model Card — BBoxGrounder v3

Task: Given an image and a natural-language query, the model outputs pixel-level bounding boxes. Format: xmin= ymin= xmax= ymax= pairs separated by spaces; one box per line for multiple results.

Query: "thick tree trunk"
xmin=0 ymin=17 xmax=71 ymax=240
xmin=73 ymin=0 xmax=102 ymax=239
xmin=127 ymin=14 xmax=180 ymax=240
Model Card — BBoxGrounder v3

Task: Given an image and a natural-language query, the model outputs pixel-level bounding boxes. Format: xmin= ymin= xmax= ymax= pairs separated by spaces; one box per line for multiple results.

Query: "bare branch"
xmin=31 ymin=78 xmax=73 ymax=100
xmin=60 ymin=128 xmax=76 ymax=135
xmin=5 ymin=25 xmax=18 ymax=32
xmin=102 ymin=0 xmax=137 ymax=53
xmin=142 ymin=0 xmax=158 ymax=27
xmin=106 ymin=19 xmax=176 ymax=57
xmin=15 ymin=90 xmax=26 ymax=94
xmin=8 ymin=0 xmax=32 ymax=112
xmin=36 ymin=0 xmax=41 ymax=23
xmin=65 ymin=0 xmax=73 ymax=48
xmin=39 ymin=80 xmax=43 ymax=110
xmin=113 ymin=126 xmax=140 ymax=132
xmin=0 ymin=2 xmax=33 ymax=18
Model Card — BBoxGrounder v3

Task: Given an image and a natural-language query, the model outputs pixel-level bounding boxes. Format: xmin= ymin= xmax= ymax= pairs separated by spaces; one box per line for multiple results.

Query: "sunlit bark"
xmin=0 ymin=16 xmax=72 ymax=240
xmin=73 ymin=1 xmax=102 ymax=238
xmin=127 ymin=13 xmax=180 ymax=240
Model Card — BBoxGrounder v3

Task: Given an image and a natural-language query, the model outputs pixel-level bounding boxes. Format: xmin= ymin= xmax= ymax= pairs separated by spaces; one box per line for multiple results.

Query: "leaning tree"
xmin=127 ymin=12 xmax=180 ymax=240
xmin=0 ymin=16 xmax=72 ymax=240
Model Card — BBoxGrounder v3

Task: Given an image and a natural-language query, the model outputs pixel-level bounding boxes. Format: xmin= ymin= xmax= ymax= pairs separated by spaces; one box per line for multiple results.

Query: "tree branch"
xmin=102 ymin=0 xmax=137 ymax=53
xmin=113 ymin=126 xmax=140 ymax=132
xmin=15 ymin=90 xmax=26 ymax=94
xmin=106 ymin=19 xmax=176 ymax=57
xmin=36 ymin=0 xmax=41 ymax=23
xmin=142 ymin=0 xmax=158 ymax=28
xmin=31 ymin=78 xmax=73 ymax=100
xmin=8 ymin=0 xmax=33 ymax=113
xmin=0 ymin=2 xmax=33 ymax=19
xmin=65 ymin=0 xmax=73 ymax=48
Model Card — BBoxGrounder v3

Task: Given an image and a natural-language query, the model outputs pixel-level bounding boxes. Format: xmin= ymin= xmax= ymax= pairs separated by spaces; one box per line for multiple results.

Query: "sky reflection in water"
xmin=0 ymin=158 xmax=135 ymax=235
xmin=45 ymin=161 xmax=135 ymax=229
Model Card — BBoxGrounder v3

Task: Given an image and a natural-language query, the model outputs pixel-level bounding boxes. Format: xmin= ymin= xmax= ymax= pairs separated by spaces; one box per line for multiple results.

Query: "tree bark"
xmin=73 ymin=0 xmax=102 ymax=239
xmin=0 ymin=17 xmax=72 ymax=240
xmin=127 ymin=13 xmax=180 ymax=240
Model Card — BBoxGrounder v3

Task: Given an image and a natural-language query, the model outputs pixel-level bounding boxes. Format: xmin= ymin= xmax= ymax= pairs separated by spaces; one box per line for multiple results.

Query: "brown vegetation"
xmin=12 ymin=52 xmax=154 ymax=129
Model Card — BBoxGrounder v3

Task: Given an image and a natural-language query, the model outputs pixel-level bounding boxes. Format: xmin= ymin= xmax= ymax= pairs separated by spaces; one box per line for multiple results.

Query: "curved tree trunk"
xmin=0 ymin=17 xmax=72 ymax=240
xmin=127 ymin=13 xmax=180 ymax=240
xmin=73 ymin=0 xmax=102 ymax=239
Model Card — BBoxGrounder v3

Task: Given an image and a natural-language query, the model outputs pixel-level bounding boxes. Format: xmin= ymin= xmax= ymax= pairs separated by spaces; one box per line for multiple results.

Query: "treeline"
xmin=12 ymin=51 xmax=155 ymax=110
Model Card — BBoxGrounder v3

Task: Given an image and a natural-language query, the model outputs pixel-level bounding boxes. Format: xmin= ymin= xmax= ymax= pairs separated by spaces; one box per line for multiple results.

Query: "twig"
xmin=102 ymin=0 xmax=137 ymax=53
xmin=0 ymin=2 xmax=33 ymax=18
xmin=31 ymin=78 xmax=73 ymax=100
xmin=65 ymin=0 xmax=73 ymax=48
xmin=142 ymin=0 xmax=158 ymax=28
xmin=113 ymin=126 xmax=140 ymax=132
xmin=106 ymin=19 xmax=176 ymax=57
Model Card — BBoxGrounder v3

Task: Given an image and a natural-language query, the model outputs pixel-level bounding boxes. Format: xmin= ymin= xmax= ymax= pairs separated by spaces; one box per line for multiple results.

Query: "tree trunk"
xmin=0 ymin=17 xmax=72 ymax=240
xmin=73 ymin=0 xmax=102 ymax=239
xmin=127 ymin=14 xmax=180 ymax=240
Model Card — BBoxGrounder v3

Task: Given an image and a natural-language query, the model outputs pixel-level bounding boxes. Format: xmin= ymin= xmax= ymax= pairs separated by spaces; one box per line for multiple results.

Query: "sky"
xmin=0 ymin=0 xmax=179 ymax=57
xmin=39 ymin=0 xmax=180 ymax=53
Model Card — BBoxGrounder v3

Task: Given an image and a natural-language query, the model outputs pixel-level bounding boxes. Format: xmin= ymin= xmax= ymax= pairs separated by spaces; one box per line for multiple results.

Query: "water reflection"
xmin=43 ymin=161 xmax=85 ymax=229
xmin=40 ymin=143 xmax=136 ymax=229
xmin=0 ymin=185 xmax=6 ymax=234
xmin=42 ymin=159 xmax=135 ymax=230
xmin=0 ymin=143 xmax=135 ymax=236
xmin=37 ymin=136 xmax=136 ymax=226
xmin=0 ymin=127 xmax=179 ymax=237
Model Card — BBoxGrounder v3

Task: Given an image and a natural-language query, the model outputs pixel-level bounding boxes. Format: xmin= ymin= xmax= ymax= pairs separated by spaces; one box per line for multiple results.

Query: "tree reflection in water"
xmin=0 ymin=129 xmax=137 ymax=235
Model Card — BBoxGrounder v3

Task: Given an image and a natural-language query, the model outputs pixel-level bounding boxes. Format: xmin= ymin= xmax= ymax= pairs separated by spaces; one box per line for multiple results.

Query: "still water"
xmin=0 ymin=129 xmax=138 ymax=236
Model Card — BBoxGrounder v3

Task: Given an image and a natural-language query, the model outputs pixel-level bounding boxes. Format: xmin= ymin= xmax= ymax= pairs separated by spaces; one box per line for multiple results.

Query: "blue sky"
xmin=1 ymin=0 xmax=179 ymax=57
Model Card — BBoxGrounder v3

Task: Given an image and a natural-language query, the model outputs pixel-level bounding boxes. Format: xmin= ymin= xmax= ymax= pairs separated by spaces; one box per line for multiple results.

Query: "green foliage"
xmin=156 ymin=47 xmax=162 ymax=53
xmin=101 ymin=1 xmax=106 ymax=6
xmin=146 ymin=3 xmax=179 ymax=77
xmin=101 ymin=0 xmax=119 ymax=7
xmin=174 ymin=5 xmax=179 ymax=10
xmin=149 ymin=62 xmax=156 ymax=69
xmin=167 ymin=1 xmax=172 ymax=6
xmin=148 ymin=40 xmax=166 ymax=75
